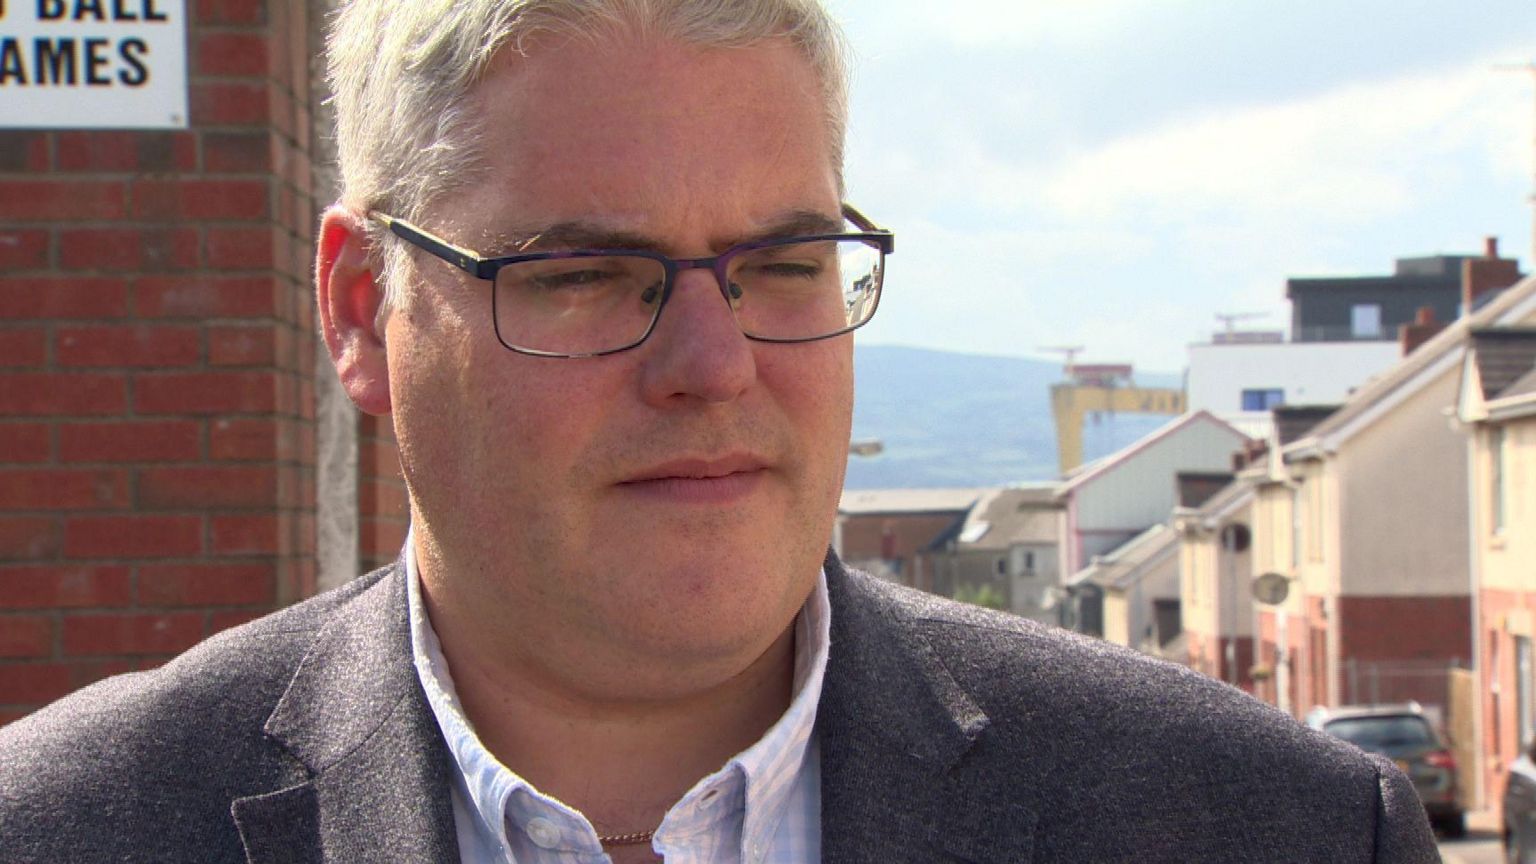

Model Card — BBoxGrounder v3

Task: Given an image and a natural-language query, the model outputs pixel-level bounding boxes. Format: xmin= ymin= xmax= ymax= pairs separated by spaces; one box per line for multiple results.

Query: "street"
xmin=1437 ymin=828 xmax=1502 ymax=864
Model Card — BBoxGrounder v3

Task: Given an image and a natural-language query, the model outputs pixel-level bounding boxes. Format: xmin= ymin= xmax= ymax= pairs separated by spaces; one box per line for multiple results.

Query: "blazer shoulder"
xmin=833 ymin=568 xmax=1439 ymax=860
xmin=0 ymin=566 xmax=398 ymax=863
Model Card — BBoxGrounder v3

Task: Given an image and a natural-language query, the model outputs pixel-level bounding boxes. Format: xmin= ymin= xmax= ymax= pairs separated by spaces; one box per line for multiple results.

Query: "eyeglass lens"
xmin=491 ymin=237 xmax=884 ymax=356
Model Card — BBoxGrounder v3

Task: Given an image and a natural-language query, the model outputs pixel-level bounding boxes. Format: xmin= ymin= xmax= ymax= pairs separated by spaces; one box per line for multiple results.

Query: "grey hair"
xmin=326 ymin=0 xmax=851 ymax=309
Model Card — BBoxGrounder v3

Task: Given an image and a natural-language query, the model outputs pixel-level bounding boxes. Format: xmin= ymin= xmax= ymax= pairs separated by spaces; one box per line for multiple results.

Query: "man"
xmin=0 ymin=1 xmax=1438 ymax=862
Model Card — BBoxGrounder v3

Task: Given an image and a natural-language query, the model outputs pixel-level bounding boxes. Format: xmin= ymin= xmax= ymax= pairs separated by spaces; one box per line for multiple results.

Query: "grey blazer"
xmin=0 ymin=553 xmax=1438 ymax=862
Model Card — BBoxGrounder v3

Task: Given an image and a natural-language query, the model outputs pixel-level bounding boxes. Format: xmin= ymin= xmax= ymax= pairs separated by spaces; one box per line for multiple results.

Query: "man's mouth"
xmin=618 ymin=455 xmax=770 ymax=503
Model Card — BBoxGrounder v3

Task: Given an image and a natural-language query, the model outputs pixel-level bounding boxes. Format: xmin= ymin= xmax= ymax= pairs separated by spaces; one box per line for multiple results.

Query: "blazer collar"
xmin=818 ymin=552 xmax=1038 ymax=864
xmin=232 ymin=564 xmax=459 ymax=864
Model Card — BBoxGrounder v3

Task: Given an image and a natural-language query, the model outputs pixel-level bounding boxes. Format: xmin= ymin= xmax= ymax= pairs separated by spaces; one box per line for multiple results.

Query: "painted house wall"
xmin=1285 ymin=457 xmax=1340 ymax=708
xmin=1106 ymin=544 xmax=1179 ymax=652
xmin=1067 ymin=416 xmax=1249 ymax=572
xmin=1178 ymin=503 xmax=1255 ymax=689
xmin=1470 ymin=413 xmax=1536 ymax=823
xmin=1251 ymin=478 xmax=1307 ymax=717
xmin=1476 ymin=418 xmax=1536 ymax=594
xmin=1008 ymin=541 xmax=1063 ymax=624
xmin=1338 ymin=368 xmax=1469 ymax=597
xmin=1181 ymin=531 xmax=1218 ymax=671
xmin=1104 ymin=592 xmax=1131 ymax=646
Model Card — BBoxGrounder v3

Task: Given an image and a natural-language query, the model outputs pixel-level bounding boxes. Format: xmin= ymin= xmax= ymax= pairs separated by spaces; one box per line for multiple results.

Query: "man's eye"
xmin=754 ymin=261 xmax=823 ymax=279
xmin=527 ymin=268 xmax=618 ymax=290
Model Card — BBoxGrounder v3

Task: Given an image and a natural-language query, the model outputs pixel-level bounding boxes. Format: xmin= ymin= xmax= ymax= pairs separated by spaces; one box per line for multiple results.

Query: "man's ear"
xmin=316 ymin=206 xmax=392 ymax=416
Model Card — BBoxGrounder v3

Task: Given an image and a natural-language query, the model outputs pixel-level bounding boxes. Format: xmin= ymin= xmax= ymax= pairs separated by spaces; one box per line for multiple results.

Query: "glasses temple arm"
xmin=368 ymin=210 xmax=491 ymax=278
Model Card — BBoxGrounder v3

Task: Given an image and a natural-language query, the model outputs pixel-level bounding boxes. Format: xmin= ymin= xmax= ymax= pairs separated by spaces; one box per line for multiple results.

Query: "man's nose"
xmin=636 ymin=267 xmax=756 ymax=406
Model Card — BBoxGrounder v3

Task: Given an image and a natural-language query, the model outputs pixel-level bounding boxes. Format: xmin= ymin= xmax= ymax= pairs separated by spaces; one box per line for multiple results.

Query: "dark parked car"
xmin=1308 ymin=702 xmax=1464 ymax=837
xmin=1507 ymin=741 xmax=1536 ymax=863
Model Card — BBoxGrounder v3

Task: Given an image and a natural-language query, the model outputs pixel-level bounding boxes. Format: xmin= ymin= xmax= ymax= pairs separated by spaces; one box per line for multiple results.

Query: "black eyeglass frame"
xmin=367 ymin=204 xmax=895 ymax=359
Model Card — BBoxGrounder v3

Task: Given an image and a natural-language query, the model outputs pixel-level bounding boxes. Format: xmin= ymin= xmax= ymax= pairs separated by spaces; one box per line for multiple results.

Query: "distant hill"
xmin=847 ymin=345 xmax=1183 ymax=489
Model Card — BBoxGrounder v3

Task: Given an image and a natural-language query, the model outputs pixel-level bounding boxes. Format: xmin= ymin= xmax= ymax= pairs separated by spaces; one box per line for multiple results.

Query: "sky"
xmin=827 ymin=0 xmax=1536 ymax=373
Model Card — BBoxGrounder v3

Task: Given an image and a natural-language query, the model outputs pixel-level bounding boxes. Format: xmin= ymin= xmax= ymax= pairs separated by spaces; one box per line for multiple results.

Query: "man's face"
xmin=387 ymin=33 xmax=852 ymax=693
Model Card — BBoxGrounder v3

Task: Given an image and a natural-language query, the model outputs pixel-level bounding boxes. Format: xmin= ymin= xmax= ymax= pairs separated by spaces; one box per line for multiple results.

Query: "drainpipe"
xmin=1464 ymin=419 xmax=1486 ymax=811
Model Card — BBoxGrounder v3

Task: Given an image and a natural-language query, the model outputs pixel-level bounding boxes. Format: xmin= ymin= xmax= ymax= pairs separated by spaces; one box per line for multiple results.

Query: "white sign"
xmin=0 ymin=0 xmax=188 ymax=129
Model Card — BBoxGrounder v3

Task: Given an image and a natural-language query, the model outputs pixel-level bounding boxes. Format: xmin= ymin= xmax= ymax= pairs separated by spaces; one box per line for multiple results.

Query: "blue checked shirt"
xmin=405 ymin=533 xmax=827 ymax=864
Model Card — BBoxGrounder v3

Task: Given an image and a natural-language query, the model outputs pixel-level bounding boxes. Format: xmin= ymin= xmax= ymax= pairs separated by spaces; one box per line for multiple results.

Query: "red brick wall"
xmin=0 ymin=0 xmax=326 ymax=723
xmin=358 ymin=413 xmax=407 ymax=574
xmin=1336 ymin=595 xmax=1472 ymax=663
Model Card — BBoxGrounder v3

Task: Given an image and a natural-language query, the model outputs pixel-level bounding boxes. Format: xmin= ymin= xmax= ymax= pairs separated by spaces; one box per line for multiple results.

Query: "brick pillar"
xmin=0 ymin=0 xmax=322 ymax=723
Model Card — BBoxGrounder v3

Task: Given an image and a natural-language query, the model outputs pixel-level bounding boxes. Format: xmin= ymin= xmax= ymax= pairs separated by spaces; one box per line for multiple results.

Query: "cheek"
xmin=762 ymin=343 xmax=854 ymax=460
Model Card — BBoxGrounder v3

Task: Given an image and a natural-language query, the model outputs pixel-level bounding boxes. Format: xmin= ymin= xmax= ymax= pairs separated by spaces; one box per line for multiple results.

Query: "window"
xmin=1010 ymin=547 xmax=1036 ymax=576
xmin=1350 ymin=304 xmax=1382 ymax=338
xmin=1241 ymin=388 xmax=1285 ymax=411
xmin=1493 ymin=426 xmax=1507 ymax=535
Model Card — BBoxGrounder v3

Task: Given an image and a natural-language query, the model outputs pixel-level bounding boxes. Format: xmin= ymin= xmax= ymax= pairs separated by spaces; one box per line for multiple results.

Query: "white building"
xmin=1187 ymin=336 xmax=1401 ymax=437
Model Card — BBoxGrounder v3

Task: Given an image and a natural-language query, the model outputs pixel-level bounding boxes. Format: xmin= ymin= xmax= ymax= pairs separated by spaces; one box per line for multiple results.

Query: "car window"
xmin=1322 ymin=715 xmax=1437 ymax=751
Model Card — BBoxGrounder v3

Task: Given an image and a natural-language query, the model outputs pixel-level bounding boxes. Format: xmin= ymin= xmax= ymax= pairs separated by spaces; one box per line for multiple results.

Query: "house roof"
xmin=1071 ymin=523 xmax=1179 ymax=591
xmin=838 ymin=487 xmax=986 ymax=516
xmin=1469 ymin=327 xmax=1536 ymax=400
xmin=949 ymin=485 xmax=1062 ymax=551
xmin=1500 ymin=367 xmax=1536 ymax=402
xmin=1273 ymin=405 xmax=1341 ymax=446
xmin=1286 ymin=273 xmax=1536 ymax=458
xmin=1176 ymin=472 xmax=1234 ymax=508
xmin=1184 ymin=478 xmax=1255 ymax=522
xmin=1216 ymin=411 xmax=1276 ymax=441
xmin=1056 ymin=410 xmax=1246 ymax=497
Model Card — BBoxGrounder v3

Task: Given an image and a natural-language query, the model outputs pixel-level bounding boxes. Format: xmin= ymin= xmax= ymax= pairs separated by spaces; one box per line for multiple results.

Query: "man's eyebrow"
xmin=481 ymin=222 xmax=657 ymax=254
xmin=478 ymin=209 xmax=847 ymax=256
xmin=743 ymin=210 xmax=845 ymax=244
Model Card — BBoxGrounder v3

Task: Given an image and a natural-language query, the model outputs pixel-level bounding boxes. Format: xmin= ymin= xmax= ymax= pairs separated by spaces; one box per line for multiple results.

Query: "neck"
xmin=421 ymin=572 xmax=798 ymax=835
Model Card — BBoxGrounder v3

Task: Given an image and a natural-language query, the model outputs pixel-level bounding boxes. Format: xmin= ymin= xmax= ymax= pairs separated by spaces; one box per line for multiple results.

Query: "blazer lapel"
xmin=818 ymin=553 xmax=1038 ymax=864
xmin=232 ymin=566 xmax=459 ymax=864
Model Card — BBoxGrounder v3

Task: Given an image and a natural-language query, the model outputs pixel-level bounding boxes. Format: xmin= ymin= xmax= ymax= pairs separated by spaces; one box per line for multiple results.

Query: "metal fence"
xmin=1340 ymin=658 xmax=1461 ymax=717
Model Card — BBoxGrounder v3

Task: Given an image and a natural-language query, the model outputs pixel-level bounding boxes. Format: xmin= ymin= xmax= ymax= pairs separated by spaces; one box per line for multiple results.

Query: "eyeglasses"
xmin=368 ymin=205 xmax=894 ymax=358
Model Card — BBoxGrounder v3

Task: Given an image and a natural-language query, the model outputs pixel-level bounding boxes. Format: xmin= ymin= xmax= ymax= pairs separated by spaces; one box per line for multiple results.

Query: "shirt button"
xmin=526 ymin=817 xmax=561 ymax=849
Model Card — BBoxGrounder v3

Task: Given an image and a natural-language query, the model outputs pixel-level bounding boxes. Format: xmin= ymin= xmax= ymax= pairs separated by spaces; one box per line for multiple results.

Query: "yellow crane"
xmin=1040 ymin=347 xmax=1185 ymax=475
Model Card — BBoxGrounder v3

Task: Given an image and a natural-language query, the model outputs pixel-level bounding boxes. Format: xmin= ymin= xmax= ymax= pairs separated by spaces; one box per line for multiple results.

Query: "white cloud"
xmin=839 ymin=0 xmax=1536 ymax=374
xmin=1039 ymin=63 xmax=1528 ymax=229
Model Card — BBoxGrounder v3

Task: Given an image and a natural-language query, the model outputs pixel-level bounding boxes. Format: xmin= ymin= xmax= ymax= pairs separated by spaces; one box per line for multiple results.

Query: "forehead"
xmin=442 ymin=32 xmax=841 ymax=245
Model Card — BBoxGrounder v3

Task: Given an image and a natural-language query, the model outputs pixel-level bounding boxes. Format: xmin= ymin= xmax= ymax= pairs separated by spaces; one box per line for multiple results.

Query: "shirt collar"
xmin=404 ymin=529 xmax=830 ymax=859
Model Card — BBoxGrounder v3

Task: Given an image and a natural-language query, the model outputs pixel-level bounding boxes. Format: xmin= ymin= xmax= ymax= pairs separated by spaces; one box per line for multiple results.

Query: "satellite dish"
xmin=1252 ymin=572 xmax=1290 ymax=606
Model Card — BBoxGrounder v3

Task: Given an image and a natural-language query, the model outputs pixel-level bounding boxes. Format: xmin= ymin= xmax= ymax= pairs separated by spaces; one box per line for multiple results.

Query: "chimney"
xmin=1399 ymin=306 xmax=1446 ymax=356
xmin=1233 ymin=438 xmax=1268 ymax=472
xmin=1462 ymin=235 xmax=1522 ymax=315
